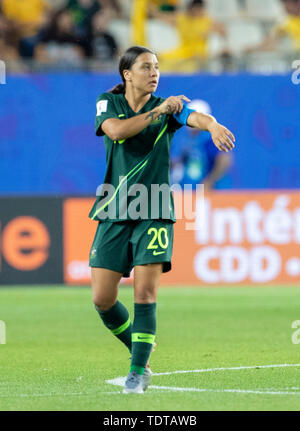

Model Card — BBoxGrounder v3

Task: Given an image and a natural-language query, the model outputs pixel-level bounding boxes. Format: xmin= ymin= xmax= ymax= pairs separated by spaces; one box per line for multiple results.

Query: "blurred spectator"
xmin=66 ymin=0 xmax=120 ymax=49
xmin=245 ymin=0 xmax=300 ymax=53
xmin=1 ymin=0 xmax=50 ymax=37
xmin=170 ymin=100 xmax=232 ymax=191
xmin=131 ymin=0 xmax=178 ymax=47
xmin=1 ymin=0 xmax=51 ymax=56
xmin=34 ymin=8 xmax=87 ymax=67
xmin=98 ymin=0 xmax=121 ymax=15
xmin=67 ymin=0 xmax=100 ymax=38
xmin=149 ymin=0 xmax=179 ymax=12
xmin=88 ymin=10 xmax=118 ymax=62
xmin=150 ymin=0 xmax=226 ymax=71
xmin=0 ymin=13 xmax=20 ymax=61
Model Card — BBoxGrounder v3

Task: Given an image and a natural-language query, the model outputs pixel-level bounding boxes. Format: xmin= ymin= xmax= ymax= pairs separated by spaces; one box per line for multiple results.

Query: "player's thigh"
xmin=91 ymin=267 xmax=123 ymax=310
xmin=131 ymin=219 xmax=173 ymax=277
xmin=90 ymin=221 xmax=133 ymax=278
xmin=133 ymin=263 xmax=163 ymax=304
xmin=89 ymin=221 xmax=132 ymax=309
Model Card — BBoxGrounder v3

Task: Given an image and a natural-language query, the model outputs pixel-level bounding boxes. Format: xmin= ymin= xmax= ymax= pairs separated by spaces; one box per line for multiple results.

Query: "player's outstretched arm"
xmin=101 ymin=95 xmax=190 ymax=141
xmin=187 ymin=111 xmax=235 ymax=152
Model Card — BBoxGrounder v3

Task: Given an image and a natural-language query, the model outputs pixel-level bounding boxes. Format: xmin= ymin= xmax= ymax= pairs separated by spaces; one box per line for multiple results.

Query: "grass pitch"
xmin=0 ymin=285 xmax=300 ymax=411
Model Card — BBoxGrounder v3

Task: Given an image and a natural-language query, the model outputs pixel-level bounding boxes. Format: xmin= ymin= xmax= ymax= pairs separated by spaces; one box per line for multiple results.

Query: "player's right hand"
xmin=158 ymin=95 xmax=191 ymax=115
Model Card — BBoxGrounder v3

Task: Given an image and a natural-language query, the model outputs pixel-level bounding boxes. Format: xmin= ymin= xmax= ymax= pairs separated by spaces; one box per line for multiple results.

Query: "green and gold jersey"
xmin=89 ymin=92 xmax=182 ymax=223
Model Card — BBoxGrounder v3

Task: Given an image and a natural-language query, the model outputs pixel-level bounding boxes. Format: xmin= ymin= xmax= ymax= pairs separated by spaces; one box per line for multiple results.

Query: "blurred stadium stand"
xmin=0 ymin=0 xmax=298 ymax=73
xmin=244 ymin=0 xmax=284 ymax=22
xmin=206 ymin=0 xmax=241 ymax=20
xmin=146 ymin=18 xmax=179 ymax=52
xmin=226 ymin=18 xmax=264 ymax=55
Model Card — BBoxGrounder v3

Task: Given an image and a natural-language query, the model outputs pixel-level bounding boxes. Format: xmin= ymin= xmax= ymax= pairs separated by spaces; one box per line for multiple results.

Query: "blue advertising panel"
xmin=0 ymin=72 xmax=299 ymax=194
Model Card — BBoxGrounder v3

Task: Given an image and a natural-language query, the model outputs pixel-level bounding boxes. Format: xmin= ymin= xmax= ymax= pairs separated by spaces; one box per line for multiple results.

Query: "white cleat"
xmin=124 ymin=342 xmax=156 ymax=393
xmin=142 ymin=365 xmax=152 ymax=392
xmin=123 ymin=371 xmax=144 ymax=394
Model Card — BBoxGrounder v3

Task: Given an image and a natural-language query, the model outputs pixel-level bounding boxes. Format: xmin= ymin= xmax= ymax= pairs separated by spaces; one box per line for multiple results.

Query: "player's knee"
xmin=134 ymin=283 xmax=157 ymax=303
xmin=92 ymin=294 xmax=115 ymax=311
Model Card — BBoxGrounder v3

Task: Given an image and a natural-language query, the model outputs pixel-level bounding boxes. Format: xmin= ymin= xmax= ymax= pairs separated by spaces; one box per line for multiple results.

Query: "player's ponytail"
xmin=109 ymin=46 xmax=155 ymax=94
xmin=110 ymin=83 xmax=126 ymax=94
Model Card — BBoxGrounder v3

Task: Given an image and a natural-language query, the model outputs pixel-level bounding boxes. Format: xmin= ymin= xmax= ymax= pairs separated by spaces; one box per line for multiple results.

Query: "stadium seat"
xmin=118 ymin=0 xmax=132 ymax=19
xmin=208 ymin=33 xmax=226 ymax=57
xmin=226 ymin=19 xmax=264 ymax=54
xmin=108 ymin=19 xmax=132 ymax=52
xmin=206 ymin=0 xmax=241 ymax=20
xmin=278 ymin=34 xmax=296 ymax=54
xmin=207 ymin=57 xmax=226 ymax=73
xmin=45 ymin=0 xmax=66 ymax=8
xmin=245 ymin=0 xmax=285 ymax=22
xmin=108 ymin=18 xmax=179 ymax=55
xmin=146 ymin=19 xmax=180 ymax=53
xmin=246 ymin=51 xmax=291 ymax=73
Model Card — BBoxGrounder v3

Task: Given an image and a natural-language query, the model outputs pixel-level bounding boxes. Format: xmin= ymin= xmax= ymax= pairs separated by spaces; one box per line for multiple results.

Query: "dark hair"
xmin=41 ymin=7 xmax=73 ymax=40
xmin=188 ymin=0 xmax=204 ymax=8
xmin=109 ymin=46 xmax=156 ymax=94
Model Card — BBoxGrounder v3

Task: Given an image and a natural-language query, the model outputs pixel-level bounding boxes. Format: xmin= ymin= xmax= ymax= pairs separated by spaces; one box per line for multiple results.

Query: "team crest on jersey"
xmin=96 ymin=100 xmax=108 ymax=116
xmin=90 ymin=248 xmax=97 ymax=258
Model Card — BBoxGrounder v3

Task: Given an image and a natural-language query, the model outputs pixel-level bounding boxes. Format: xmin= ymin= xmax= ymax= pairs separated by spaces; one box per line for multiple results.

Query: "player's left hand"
xmin=209 ymin=122 xmax=235 ymax=152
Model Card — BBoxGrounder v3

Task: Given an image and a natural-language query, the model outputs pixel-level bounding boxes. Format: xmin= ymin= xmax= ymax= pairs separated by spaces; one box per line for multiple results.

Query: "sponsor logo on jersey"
xmin=96 ymin=100 xmax=108 ymax=116
xmin=153 ymin=250 xmax=166 ymax=256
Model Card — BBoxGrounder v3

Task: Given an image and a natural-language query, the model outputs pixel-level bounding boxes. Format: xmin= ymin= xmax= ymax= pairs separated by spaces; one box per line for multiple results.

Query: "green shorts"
xmin=89 ymin=220 xmax=174 ymax=277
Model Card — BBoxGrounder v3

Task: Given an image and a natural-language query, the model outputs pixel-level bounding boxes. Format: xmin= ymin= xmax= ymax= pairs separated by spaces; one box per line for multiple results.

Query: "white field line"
xmin=0 ymin=392 xmax=87 ymax=398
xmin=0 ymin=390 xmax=123 ymax=398
xmin=149 ymin=386 xmax=300 ymax=396
xmin=152 ymin=363 xmax=300 ymax=376
xmin=105 ymin=363 xmax=300 ymax=396
xmin=106 ymin=377 xmax=126 ymax=386
xmin=1 ymin=364 xmax=300 ymax=399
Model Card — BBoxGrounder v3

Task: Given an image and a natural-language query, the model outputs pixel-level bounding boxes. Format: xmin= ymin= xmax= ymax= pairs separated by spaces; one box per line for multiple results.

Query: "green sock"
xmin=130 ymin=303 xmax=156 ymax=375
xmin=95 ymin=301 xmax=132 ymax=352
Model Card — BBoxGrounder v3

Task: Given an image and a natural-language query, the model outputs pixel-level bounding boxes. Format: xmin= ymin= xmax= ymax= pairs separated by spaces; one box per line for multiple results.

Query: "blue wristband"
xmin=172 ymin=104 xmax=195 ymax=125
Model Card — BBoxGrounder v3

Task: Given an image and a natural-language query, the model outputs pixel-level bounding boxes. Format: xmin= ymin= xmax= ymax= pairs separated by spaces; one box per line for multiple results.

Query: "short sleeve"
xmin=95 ymin=93 xmax=119 ymax=136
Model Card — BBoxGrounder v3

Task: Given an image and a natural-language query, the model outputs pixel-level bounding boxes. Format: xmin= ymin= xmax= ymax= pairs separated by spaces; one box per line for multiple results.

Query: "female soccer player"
xmin=89 ymin=45 xmax=235 ymax=394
